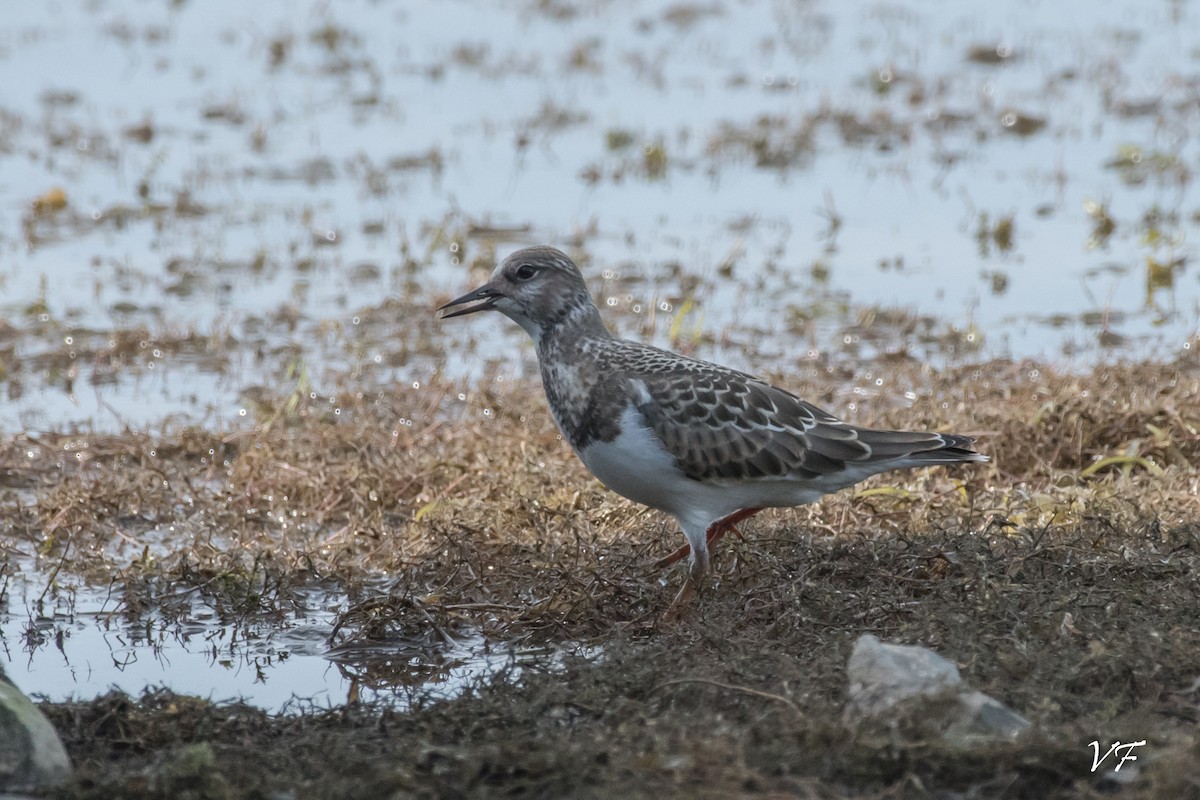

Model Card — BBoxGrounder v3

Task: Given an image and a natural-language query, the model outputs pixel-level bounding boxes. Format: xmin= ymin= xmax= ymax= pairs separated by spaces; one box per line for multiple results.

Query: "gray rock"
xmin=845 ymin=634 xmax=1030 ymax=747
xmin=0 ymin=666 xmax=72 ymax=791
xmin=846 ymin=633 xmax=964 ymax=715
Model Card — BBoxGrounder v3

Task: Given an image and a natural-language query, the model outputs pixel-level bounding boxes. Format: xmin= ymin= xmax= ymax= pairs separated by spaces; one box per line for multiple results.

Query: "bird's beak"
xmin=437 ymin=283 xmax=503 ymax=319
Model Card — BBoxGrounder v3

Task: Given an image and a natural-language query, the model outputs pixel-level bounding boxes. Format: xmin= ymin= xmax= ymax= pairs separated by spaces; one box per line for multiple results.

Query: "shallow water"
xmin=2 ymin=0 xmax=1197 ymax=432
xmin=1 ymin=567 xmax=583 ymax=713
xmin=1 ymin=0 xmax=1198 ymax=710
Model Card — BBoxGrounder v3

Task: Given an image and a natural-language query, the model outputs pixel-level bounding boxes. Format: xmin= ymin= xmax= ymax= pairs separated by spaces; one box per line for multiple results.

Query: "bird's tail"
xmin=855 ymin=429 xmax=989 ymax=465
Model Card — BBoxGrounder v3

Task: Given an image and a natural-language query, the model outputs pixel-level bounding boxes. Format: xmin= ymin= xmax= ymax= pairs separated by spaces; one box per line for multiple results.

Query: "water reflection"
xmin=1 ymin=572 xmax=588 ymax=713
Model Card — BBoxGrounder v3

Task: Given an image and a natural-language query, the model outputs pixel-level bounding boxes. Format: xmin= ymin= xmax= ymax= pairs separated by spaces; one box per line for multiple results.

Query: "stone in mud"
xmin=845 ymin=634 xmax=1030 ymax=747
xmin=0 ymin=665 xmax=72 ymax=791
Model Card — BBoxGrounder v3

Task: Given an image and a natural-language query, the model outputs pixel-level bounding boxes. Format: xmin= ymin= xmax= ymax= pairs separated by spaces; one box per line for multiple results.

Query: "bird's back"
xmin=551 ymin=334 xmax=985 ymax=487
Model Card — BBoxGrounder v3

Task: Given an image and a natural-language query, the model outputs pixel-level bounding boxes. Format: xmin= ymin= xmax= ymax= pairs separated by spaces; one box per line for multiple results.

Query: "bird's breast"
xmin=539 ymin=357 xmax=592 ymax=432
xmin=538 ymin=349 xmax=631 ymax=448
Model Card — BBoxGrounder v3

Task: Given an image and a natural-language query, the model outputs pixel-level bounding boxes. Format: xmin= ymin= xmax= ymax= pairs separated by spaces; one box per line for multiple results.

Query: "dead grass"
xmin=4 ymin=356 xmax=1198 ymax=578
xmin=5 ymin=356 xmax=1200 ymax=798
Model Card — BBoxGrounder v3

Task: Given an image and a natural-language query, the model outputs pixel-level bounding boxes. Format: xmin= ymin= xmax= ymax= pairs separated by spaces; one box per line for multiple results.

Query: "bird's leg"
xmin=708 ymin=506 xmax=763 ymax=575
xmin=651 ymin=507 xmax=764 ymax=570
xmin=704 ymin=506 xmax=763 ymax=549
xmin=661 ymin=510 xmax=765 ymax=622
xmin=661 ymin=548 xmax=708 ymax=622
xmin=662 ymin=577 xmax=696 ymax=622
xmin=653 ymin=541 xmax=693 ymax=570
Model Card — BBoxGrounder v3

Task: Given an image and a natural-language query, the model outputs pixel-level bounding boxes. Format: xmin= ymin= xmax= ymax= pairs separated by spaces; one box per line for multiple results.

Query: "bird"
xmin=438 ymin=246 xmax=988 ymax=612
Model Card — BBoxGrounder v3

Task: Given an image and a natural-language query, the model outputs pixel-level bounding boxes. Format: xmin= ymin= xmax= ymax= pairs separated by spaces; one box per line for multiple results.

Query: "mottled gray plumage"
xmin=439 ymin=246 xmax=988 ymax=601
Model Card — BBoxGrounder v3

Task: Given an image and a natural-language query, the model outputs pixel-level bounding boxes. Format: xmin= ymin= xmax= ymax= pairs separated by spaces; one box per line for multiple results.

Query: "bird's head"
xmin=437 ymin=246 xmax=600 ymax=342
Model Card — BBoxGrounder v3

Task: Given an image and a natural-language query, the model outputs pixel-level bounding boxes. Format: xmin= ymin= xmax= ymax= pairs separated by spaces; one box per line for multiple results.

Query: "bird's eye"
xmin=514 ymin=264 xmax=537 ymax=281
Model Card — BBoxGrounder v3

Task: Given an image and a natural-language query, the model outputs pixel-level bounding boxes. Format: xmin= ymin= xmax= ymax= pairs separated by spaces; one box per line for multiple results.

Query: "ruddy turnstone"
xmin=439 ymin=246 xmax=987 ymax=609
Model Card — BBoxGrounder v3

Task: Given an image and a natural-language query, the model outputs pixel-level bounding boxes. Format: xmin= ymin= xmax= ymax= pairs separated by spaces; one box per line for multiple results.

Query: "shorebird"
xmin=439 ymin=246 xmax=987 ymax=611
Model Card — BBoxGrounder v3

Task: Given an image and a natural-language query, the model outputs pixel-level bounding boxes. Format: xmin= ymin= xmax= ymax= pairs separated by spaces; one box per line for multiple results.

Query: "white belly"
xmin=577 ymin=406 xmax=690 ymax=514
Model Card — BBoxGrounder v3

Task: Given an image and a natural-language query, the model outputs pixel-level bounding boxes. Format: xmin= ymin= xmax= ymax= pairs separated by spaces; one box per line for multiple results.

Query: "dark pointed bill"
xmin=437 ymin=284 xmax=501 ymax=319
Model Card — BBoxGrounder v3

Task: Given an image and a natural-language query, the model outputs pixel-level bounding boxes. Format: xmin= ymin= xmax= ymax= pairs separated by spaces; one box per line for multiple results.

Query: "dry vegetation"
xmin=4 ymin=355 xmax=1199 ymax=798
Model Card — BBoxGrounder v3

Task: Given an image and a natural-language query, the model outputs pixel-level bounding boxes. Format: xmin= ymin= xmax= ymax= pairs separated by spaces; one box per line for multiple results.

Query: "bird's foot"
xmin=660 ymin=578 xmax=697 ymax=623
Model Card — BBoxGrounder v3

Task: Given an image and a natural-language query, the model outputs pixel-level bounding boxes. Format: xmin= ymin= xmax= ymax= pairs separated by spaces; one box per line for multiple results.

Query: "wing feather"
xmin=632 ymin=370 xmax=984 ymax=482
xmin=634 ymin=370 xmax=869 ymax=482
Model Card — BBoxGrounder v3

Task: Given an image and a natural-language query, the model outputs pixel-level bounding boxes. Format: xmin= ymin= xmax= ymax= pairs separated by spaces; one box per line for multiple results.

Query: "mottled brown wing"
xmin=633 ymin=371 xmax=873 ymax=482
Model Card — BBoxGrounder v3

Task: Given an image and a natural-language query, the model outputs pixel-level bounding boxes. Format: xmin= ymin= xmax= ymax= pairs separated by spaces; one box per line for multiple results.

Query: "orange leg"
xmin=653 ymin=507 xmax=764 ymax=570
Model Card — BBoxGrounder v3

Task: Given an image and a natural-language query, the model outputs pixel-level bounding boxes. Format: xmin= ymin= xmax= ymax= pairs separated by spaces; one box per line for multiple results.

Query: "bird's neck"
xmin=534 ymin=297 xmax=610 ymax=352
xmin=534 ymin=301 xmax=616 ymax=450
